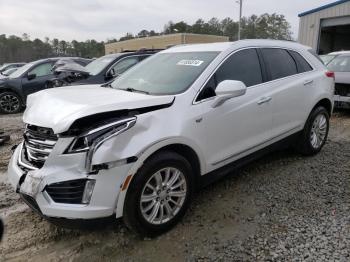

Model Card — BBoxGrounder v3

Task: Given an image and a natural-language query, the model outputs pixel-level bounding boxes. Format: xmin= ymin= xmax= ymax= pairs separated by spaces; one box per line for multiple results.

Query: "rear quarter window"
xmin=288 ymin=50 xmax=313 ymax=73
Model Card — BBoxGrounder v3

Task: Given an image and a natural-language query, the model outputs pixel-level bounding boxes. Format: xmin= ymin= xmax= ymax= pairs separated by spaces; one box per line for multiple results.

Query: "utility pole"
xmin=237 ymin=0 xmax=243 ymax=40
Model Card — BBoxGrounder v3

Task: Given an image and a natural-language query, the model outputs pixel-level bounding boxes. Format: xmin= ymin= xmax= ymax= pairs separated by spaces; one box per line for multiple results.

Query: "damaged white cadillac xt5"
xmin=8 ymin=40 xmax=334 ymax=236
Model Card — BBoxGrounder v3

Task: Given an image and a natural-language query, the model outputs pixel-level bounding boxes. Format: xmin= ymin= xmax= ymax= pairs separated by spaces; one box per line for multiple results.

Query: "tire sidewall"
xmin=124 ymin=151 xmax=194 ymax=237
xmin=304 ymin=107 xmax=330 ymax=154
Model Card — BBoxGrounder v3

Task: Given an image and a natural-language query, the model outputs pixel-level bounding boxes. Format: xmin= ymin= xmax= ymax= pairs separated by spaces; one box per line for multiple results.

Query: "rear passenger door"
xmin=259 ymin=48 xmax=313 ymax=138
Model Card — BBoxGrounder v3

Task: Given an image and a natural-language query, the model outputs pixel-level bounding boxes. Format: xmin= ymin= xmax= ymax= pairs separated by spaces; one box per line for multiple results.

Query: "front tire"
xmin=0 ymin=91 xmax=22 ymax=114
xmin=123 ymin=151 xmax=194 ymax=237
xmin=295 ymin=106 xmax=330 ymax=155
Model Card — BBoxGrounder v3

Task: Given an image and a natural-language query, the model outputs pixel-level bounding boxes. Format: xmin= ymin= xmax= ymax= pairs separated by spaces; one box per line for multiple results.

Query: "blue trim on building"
xmin=298 ymin=0 xmax=350 ymax=17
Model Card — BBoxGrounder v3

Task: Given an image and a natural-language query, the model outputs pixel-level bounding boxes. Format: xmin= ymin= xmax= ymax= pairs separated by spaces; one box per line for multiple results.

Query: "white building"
xmin=298 ymin=0 xmax=350 ymax=54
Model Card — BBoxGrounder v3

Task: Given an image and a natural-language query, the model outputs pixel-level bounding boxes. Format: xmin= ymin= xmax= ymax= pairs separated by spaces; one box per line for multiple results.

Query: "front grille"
xmin=23 ymin=125 xmax=58 ymax=168
xmin=45 ymin=179 xmax=87 ymax=204
xmin=335 ymin=83 xmax=350 ymax=97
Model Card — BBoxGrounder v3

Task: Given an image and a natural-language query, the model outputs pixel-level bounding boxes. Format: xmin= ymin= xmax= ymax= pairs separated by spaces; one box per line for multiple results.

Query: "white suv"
xmin=8 ymin=40 xmax=334 ymax=236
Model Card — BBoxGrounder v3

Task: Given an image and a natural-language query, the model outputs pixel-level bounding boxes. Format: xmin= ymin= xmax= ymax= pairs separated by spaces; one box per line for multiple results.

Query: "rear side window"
xmin=261 ymin=48 xmax=297 ymax=81
xmin=288 ymin=51 xmax=313 ymax=73
xmin=215 ymin=48 xmax=263 ymax=87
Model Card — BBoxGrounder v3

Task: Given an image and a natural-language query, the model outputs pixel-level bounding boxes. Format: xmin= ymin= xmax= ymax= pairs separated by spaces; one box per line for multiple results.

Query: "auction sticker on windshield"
xmin=177 ymin=60 xmax=204 ymax=66
xmin=20 ymin=173 xmax=42 ymax=197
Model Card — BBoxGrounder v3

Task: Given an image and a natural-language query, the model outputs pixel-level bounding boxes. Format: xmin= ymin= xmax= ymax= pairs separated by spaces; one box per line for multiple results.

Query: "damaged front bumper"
xmin=7 ymin=142 xmax=133 ymax=220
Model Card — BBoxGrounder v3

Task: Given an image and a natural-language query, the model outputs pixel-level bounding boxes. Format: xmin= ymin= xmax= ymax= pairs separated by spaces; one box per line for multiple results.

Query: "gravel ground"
xmin=0 ymin=111 xmax=349 ymax=261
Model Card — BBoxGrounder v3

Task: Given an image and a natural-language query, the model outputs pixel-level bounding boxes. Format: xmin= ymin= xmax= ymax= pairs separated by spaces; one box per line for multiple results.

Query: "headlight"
xmin=65 ymin=117 xmax=136 ymax=154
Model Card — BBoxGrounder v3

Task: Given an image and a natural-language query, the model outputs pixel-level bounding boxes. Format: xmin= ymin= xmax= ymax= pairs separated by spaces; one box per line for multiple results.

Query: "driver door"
xmin=196 ymin=48 xmax=273 ymax=171
xmin=22 ymin=62 xmax=54 ymax=98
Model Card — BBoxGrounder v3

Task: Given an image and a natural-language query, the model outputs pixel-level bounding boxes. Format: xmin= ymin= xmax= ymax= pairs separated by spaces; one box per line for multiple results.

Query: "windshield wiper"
xmin=122 ymin=87 xmax=150 ymax=95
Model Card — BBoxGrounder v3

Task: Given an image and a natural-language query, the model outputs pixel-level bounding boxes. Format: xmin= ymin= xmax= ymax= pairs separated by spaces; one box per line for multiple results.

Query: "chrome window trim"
xmin=193 ymin=46 xmax=316 ymax=105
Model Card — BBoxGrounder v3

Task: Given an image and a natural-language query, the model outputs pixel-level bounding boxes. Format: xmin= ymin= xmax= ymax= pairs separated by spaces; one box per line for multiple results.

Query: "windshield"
xmin=9 ymin=62 xmax=35 ymax=79
xmin=327 ymin=56 xmax=350 ymax=72
xmin=110 ymin=52 xmax=219 ymax=95
xmin=85 ymin=55 xmax=117 ymax=75
xmin=320 ymin=55 xmax=336 ymax=65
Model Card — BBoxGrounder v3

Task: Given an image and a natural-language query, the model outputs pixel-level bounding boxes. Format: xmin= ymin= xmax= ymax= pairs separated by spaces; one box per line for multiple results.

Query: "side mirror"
xmin=212 ymin=80 xmax=247 ymax=108
xmin=105 ymin=70 xmax=114 ymax=80
xmin=27 ymin=73 xmax=36 ymax=80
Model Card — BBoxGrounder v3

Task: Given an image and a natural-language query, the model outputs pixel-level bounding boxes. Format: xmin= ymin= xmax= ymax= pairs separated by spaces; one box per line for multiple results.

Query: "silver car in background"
xmin=322 ymin=51 xmax=350 ymax=109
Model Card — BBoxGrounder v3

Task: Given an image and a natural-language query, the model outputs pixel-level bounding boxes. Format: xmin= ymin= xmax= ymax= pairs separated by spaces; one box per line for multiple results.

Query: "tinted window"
xmin=261 ymin=48 xmax=297 ymax=80
xmin=28 ymin=62 xmax=53 ymax=77
xmin=215 ymin=49 xmax=263 ymax=87
xmin=289 ymin=51 xmax=313 ymax=73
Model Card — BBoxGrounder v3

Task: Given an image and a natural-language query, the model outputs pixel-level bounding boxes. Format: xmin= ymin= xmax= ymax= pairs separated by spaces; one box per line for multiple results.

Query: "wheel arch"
xmin=115 ymin=140 xmax=205 ymax=218
xmin=312 ymin=98 xmax=333 ymax=116
xmin=145 ymin=144 xmax=202 ymax=187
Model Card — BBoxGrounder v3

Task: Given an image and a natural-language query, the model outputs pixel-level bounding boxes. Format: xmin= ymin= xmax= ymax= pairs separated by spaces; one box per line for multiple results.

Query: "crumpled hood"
xmin=54 ymin=62 xmax=89 ymax=75
xmin=23 ymin=85 xmax=174 ymax=134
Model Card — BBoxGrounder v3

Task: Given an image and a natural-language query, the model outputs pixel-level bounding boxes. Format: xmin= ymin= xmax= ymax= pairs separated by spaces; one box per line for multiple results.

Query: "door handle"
xmin=303 ymin=80 xmax=314 ymax=86
xmin=257 ymin=96 xmax=272 ymax=105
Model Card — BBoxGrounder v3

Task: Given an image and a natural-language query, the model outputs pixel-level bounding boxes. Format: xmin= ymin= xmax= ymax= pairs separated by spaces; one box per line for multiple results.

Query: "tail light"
xmin=325 ymin=71 xmax=335 ymax=79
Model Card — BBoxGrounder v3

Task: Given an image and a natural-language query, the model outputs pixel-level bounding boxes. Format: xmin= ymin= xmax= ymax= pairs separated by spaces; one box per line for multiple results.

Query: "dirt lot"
xmin=0 ymin=112 xmax=349 ymax=261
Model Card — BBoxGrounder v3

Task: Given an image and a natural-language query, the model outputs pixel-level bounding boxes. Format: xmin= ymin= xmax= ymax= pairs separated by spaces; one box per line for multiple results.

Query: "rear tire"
xmin=0 ymin=91 xmax=22 ymax=114
xmin=123 ymin=151 xmax=194 ymax=237
xmin=295 ymin=106 xmax=329 ymax=155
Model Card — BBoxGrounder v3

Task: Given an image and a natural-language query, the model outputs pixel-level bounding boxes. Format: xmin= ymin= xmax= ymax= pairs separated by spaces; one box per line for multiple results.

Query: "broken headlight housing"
xmin=65 ymin=117 xmax=136 ymax=154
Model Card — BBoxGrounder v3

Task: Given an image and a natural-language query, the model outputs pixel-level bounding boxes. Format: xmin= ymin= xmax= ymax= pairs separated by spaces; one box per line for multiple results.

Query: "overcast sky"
xmin=0 ymin=0 xmax=337 ymax=41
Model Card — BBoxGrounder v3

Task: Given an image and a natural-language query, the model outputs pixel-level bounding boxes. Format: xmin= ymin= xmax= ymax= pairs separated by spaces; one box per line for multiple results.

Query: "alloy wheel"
xmin=0 ymin=94 xmax=20 ymax=113
xmin=310 ymin=113 xmax=327 ymax=149
xmin=140 ymin=167 xmax=187 ymax=225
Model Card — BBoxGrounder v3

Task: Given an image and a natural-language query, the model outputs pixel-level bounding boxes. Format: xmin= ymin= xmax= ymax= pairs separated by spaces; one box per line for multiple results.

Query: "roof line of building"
xmin=105 ymin=33 xmax=229 ymax=47
xmin=298 ymin=0 xmax=350 ymax=17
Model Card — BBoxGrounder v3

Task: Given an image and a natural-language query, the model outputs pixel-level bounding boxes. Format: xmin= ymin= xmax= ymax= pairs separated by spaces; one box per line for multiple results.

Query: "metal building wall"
xmin=298 ymin=1 xmax=350 ymax=50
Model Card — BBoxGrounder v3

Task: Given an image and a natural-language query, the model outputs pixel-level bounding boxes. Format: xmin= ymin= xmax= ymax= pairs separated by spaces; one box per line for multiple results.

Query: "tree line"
xmin=0 ymin=13 xmax=292 ymax=64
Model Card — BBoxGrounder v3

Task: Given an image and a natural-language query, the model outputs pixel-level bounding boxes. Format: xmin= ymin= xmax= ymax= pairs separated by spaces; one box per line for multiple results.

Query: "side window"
xmin=197 ymin=49 xmax=262 ymax=101
xmin=28 ymin=63 xmax=53 ymax=77
xmin=261 ymin=48 xmax=297 ymax=80
xmin=289 ymin=50 xmax=313 ymax=73
xmin=216 ymin=49 xmax=263 ymax=87
xmin=111 ymin=57 xmax=139 ymax=76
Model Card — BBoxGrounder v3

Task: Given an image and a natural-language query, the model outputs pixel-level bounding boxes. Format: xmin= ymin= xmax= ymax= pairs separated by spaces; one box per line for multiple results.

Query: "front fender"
xmin=113 ymin=136 xmax=206 ymax=218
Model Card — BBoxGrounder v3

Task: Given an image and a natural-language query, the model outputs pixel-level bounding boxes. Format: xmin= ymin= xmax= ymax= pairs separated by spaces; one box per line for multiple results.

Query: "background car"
xmin=0 ymin=63 xmax=26 ymax=74
xmin=0 ymin=68 xmax=19 ymax=79
xmin=0 ymin=57 xmax=90 ymax=114
xmin=325 ymin=52 xmax=350 ymax=108
xmin=320 ymin=51 xmax=350 ymax=65
xmin=48 ymin=49 xmax=162 ymax=87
